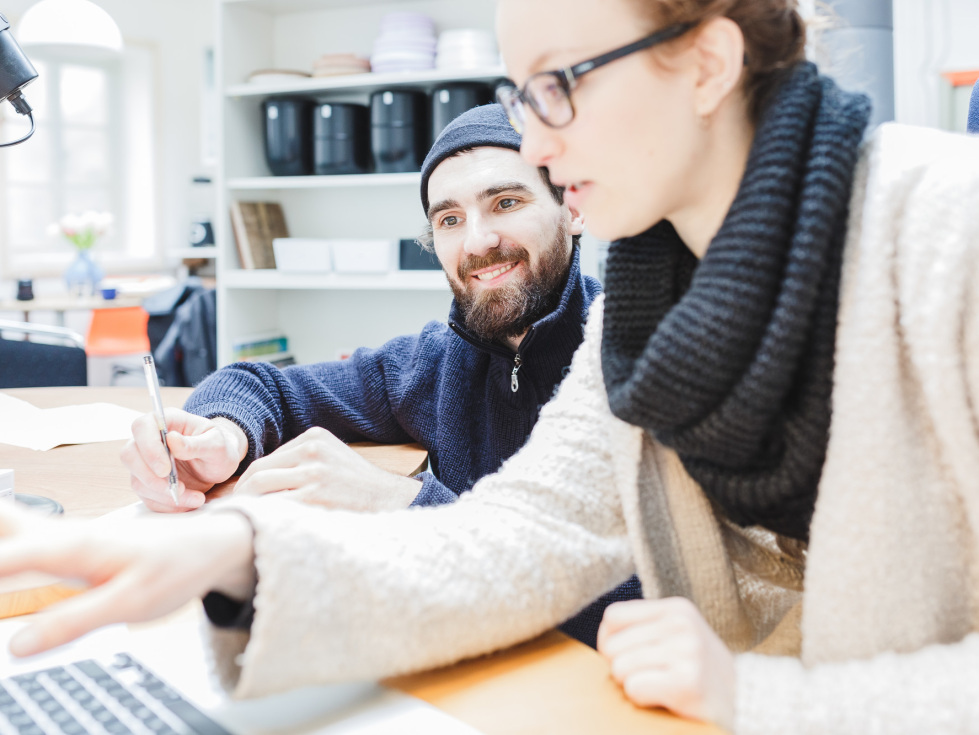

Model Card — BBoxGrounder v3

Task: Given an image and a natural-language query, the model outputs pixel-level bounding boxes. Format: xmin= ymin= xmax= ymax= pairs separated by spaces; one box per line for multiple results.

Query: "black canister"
xmin=15 ymin=278 xmax=33 ymax=301
xmin=431 ymin=83 xmax=491 ymax=142
xmin=370 ymin=90 xmax=428 ymax=174
xmin=314 ymin=102 xmax=370 ymax=175
xmin=263 ymin=97 xmax=314 ymax=176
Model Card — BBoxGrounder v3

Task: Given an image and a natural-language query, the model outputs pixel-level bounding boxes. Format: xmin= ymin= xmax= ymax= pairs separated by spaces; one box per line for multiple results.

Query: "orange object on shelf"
xmin=85 ymin=306 xmax=150 ymax=356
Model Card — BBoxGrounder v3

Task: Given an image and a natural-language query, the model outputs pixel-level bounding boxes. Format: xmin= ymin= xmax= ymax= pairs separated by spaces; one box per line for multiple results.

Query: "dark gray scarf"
xmin=601 ymin=63 xmax=870 ymax=541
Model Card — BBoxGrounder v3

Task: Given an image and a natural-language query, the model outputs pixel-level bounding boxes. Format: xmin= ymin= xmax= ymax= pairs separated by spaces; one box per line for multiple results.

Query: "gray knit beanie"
xmin=420 ymin=103 xmax=522 ymax=215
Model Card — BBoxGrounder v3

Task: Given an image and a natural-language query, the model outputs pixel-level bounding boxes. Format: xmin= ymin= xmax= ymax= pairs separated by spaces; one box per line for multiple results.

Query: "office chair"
xmin=84 ymin=306 xmax=151 ymax=385
xmin=0 ymin=320 xmax=87 ymax=387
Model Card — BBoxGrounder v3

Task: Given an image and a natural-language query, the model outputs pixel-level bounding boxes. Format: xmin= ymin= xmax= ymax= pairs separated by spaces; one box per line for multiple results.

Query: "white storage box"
xmin=330 ymin=239 xmax=395 ymax=274
xmin=273 ymin=238 xmax=332 ymax=272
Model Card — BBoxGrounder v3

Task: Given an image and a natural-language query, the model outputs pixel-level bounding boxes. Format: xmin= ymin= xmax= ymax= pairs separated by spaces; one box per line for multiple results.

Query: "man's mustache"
xmin=457 ymin=245 xmax=530 ymax=281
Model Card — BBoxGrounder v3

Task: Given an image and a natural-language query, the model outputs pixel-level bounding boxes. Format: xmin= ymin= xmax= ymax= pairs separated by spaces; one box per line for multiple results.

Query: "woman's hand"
xmin=122 ymin=410 xmax=249 ymax=512
xmin=0 ymin=502 xmax=256 ymax=657
xmin=597 ymin=597 xmax=736 ymax=731
xmin=234 ymin=427 xmax=422 ymax=512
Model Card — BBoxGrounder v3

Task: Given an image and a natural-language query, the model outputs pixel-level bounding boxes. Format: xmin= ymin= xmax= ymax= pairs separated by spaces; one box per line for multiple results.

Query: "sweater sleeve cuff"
xmin=408 ymin=472 xmax=459 ymax=507
xmin=734 ymin=653 xmax=807 ymax=735
xmin=185 ymin=399 xmax=263 ymax=473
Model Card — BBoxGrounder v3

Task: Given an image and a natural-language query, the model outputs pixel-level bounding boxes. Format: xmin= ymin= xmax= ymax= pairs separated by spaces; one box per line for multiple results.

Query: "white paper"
xmin=0 ymin=393 xmax=143 ymax=451
xmin=0 ymin=619 xmax=132 ymax=676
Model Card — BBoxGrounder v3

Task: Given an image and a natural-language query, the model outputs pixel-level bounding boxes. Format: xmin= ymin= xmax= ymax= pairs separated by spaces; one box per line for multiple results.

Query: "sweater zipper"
xmin=511 ymin=354 xmax=522 ymax=393
xmin=449 ymin=322 xmax=536 ymax=394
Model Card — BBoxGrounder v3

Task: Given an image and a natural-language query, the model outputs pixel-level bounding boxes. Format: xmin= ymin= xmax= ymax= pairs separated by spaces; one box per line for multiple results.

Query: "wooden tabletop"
xmin=0 ymin=387 xmax=427 ymax=517
xmin=0 ymin=388 xmax=719 ymax=735
xmin=0 ymin=387 xmax=427 ymax=616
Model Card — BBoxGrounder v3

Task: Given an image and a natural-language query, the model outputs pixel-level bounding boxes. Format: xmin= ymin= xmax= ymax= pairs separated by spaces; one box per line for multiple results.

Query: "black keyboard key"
xmin=141 ymin=681 xmax=182 ymax=703
xmin=0 ymin=698 xmax=23 ymax=715
xmin=39 ymin=698 xmax=62 ymax=714
xmin=163 ymin=700 xmax=234 ymax=735
xmin=8 ymin=711 xmax=32 ymax=726
xmin=73 ymin=660 xmax=113 ymax=682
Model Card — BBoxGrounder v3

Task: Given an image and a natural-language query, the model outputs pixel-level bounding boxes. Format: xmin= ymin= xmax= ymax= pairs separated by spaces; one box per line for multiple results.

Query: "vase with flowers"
xmin=49 ymin=210 xmax=113 ymax=297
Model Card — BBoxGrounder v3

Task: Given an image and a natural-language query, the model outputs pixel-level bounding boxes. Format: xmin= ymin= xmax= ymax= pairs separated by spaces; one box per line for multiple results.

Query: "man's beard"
xmin=449 ymin=222 xmax=572 ymax=344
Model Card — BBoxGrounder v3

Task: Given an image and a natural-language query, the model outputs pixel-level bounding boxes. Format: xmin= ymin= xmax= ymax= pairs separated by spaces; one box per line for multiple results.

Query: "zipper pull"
xmin=511 ymin=354 xmax=522 ymax=393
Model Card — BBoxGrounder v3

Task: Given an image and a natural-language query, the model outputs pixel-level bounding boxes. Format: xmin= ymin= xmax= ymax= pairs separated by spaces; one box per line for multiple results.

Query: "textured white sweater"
xmin=211 ymin=123 xmax=979 ymax=733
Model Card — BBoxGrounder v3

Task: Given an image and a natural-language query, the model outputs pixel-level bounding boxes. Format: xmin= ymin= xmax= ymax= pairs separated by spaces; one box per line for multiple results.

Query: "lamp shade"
xmin=17 ymin=0 xmax=122 ymax=57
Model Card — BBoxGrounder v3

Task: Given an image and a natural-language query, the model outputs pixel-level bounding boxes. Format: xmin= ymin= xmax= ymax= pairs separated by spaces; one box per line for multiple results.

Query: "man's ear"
xmin=567 ymin=205 xmax=585 ymax=236
xmin=691 ymin=16 xmax=745 ymax=119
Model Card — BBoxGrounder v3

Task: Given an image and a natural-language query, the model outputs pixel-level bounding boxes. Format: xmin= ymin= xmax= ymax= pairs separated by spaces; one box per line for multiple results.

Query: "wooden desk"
xmin=0 ymin=387 xmax=428 ymax=615
xmin=0 ymin=387 xmax=427 ymax=517
xmin=0 ymin=388 xmax=718 ymax=735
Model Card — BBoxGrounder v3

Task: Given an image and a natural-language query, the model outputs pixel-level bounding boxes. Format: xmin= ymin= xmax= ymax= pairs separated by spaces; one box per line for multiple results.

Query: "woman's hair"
xmin=631 ymin=0 xmax=807 ymax=122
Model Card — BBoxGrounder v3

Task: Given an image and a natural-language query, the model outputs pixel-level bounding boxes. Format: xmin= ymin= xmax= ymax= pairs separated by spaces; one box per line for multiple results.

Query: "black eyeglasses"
xmin=496 ymin=22 xmax=695 ymax=134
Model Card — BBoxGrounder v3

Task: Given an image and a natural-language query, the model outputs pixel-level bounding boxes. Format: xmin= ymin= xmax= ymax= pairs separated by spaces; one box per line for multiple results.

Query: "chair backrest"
xmin=85 ymin=306 xmax=150 ymax=356
xmin=0 ymin=321 xmax=88 ymax=388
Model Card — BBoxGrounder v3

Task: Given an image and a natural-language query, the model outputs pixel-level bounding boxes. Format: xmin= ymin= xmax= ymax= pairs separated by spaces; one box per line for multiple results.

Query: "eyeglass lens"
xmin=496 ymin=86 xmax=527 ymax=134
xmin=498 ymin=73 xmax=574 ymax=133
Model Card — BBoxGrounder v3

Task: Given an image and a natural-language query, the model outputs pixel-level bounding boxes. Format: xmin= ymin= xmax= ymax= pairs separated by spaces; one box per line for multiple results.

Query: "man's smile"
xmin=470 ymin=261 xmax=521 ymax=284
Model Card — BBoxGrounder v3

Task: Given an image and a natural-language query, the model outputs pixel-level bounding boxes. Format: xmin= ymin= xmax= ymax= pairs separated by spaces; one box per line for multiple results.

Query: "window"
xmin=0 ymin=44 xmax=158 ymax=277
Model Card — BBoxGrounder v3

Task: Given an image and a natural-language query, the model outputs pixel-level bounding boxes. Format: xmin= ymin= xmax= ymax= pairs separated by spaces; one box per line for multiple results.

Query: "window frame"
xmin=0 ymin=42 xmax=161 ymax=279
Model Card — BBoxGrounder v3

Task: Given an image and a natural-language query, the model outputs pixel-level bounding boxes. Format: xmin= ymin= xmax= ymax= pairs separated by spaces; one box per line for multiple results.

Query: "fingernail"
xmin=10 ymin=628 xmax=42 ymax=657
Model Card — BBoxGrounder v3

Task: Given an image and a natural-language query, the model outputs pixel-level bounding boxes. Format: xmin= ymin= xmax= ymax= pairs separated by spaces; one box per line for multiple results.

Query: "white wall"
xmin=802 ymin=0 xmax=979 ymax=129
xmin=894 ymin=0 xmax=979 ymax=128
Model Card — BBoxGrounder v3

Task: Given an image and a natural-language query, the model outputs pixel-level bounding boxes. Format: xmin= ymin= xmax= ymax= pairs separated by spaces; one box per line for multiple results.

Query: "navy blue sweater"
xmin=189 ymin=249 xmax=642 ymax=647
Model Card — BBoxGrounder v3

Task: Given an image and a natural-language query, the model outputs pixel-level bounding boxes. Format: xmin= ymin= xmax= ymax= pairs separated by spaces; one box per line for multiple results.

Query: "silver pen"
xmin=142 ymin=354 xmax=180 ymax=503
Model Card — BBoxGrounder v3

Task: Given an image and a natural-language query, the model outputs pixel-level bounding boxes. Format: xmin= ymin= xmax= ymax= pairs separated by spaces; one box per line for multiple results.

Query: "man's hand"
xmin=121 ymin=410 xmax=249 ymax=513
xmin=234 ymin=427 xmax=422 ymax=512
xmin=0 ymin=502 xmax=256 ymax=657
xmin=597 ymin=597 xmax=736 ymax=731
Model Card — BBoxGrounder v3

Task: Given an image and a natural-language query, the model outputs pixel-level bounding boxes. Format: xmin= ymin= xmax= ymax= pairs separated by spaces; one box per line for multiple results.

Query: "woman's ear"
xmin=691 ymin=16 xmax=746 ymax=119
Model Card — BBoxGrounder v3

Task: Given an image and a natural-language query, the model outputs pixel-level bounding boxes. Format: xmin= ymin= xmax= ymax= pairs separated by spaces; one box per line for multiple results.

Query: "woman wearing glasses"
xmin=2 ymin=0 xmax=979 ymax=731
xmin=491 ymin=0 xmax=979 ymax=731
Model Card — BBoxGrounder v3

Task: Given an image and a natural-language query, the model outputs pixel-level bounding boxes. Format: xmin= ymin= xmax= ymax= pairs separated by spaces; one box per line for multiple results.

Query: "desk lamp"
xmin=0 ymin=10 xmax=37 ymax=148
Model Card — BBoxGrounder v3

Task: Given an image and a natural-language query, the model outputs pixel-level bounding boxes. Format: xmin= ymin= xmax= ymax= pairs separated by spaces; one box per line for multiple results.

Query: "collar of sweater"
xmin=448 ymin=245 xmax=590 ymax=360
xmin=601 ymin=62 xmax=871 ymax=540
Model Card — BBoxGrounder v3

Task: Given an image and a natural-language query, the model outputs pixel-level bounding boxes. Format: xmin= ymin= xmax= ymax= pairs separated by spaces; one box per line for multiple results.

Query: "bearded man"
xmin=123 ymin=104 xmax=640 ymax=647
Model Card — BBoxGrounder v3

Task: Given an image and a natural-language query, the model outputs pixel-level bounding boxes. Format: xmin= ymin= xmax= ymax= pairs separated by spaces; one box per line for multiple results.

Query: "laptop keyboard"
xmin=0 ymin=653 xmax=232 ymax=735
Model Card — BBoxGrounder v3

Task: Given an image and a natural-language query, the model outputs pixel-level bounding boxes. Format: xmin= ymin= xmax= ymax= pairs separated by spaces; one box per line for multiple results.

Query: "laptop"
xmin=0 ymin=617 xmax=482 ymax=735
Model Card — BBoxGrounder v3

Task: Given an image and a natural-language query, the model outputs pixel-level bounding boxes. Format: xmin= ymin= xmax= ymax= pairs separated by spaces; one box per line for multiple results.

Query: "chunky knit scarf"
xmin=601 ymin=63 xmax=870 ymax=541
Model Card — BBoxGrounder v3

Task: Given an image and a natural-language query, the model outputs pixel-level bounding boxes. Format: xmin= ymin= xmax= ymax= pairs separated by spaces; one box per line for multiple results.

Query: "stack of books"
xmin=232 ymin=332 xmax=295 ymax=368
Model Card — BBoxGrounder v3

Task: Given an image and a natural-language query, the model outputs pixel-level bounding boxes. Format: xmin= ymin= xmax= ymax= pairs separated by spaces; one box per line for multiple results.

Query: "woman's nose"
xmin=518 ymin=112 xmax=561 ymax=169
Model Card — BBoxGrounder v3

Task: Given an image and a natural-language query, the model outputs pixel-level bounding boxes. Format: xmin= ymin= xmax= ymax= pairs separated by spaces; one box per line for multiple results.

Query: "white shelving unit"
xmin=215 ymin=0 xmax=501 ymax=365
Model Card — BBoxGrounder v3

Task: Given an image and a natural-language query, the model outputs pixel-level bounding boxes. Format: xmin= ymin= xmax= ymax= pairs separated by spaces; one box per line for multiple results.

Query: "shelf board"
xmin=227 ymin=172 xmax=420 ymax=189
xmin=226 ymin=66 xmax=506 ymax=98
xmin=222 ymin=269 xmax=448 ymax=291
xmin=168 ymin=247 xmax=218 ymax=259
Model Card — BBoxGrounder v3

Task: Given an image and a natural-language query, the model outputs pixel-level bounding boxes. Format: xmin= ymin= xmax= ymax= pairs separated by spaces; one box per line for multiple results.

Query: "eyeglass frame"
xmin=497 ymin=21 xmax=697 ymax=132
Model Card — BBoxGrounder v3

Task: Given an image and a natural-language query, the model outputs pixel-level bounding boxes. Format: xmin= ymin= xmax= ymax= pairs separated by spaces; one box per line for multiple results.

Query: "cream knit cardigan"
xmin=211 ymin=123 xmax=979 ymax=733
